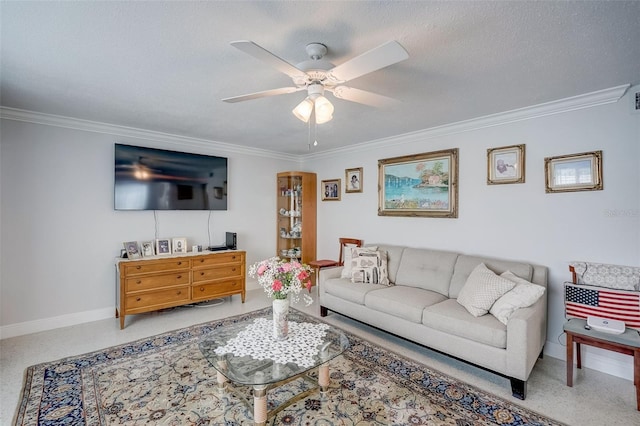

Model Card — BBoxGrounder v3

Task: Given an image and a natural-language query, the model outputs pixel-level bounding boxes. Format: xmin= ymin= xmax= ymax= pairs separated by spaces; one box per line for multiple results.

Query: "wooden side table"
xmin=564 ymin=318 xmax=640 ymax=410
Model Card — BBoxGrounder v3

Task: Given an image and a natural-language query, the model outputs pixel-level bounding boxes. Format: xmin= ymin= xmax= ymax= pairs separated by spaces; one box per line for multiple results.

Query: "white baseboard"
xmin=544 ymin=340 xmax=633 ymax=382
xmin=0 ymin=307 xmax=115 ymax=340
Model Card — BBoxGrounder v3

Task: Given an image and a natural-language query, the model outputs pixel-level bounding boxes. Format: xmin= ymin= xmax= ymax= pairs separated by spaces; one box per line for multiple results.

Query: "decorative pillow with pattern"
xmin=490 ymin=271 xmax=546 ymax=325
xmin=350 ymin=249 xmax=390 ymax=286
xmin=457 ymin=263 xmax=516 ymax=317
xmin=341 ymin=246 xmax=378 ymax=279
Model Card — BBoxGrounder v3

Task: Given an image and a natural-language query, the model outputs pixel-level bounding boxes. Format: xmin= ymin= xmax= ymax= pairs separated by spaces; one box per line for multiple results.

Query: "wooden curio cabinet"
xmin=276 ymin=171 xmax=317 ymax=264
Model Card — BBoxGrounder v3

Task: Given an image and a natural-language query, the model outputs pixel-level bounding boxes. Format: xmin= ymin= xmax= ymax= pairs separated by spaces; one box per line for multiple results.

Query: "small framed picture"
xmin=321 ymin=179 xmax=341 ymax=201
xmin=545 ymin=150 xmax=603 ymax=193
xmin=172 ymin=237 xmax=187 ymax=254
xmin=140 ymin=241 xmax=155 ymax=257
xmin=345 ymin=167 xmax=363 ymax=193
xmin=156 ymin=238 xmax=172 ymax=255
xmin=487 ymin=144 xmax=525 ymax=185
xmin=123 ymin=241 xmax=141 ymax=259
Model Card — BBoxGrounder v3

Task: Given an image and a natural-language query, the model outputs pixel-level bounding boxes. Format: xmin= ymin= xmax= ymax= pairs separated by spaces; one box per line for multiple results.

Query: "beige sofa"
xmin=318 ymin=244 xmax=548 ymax=399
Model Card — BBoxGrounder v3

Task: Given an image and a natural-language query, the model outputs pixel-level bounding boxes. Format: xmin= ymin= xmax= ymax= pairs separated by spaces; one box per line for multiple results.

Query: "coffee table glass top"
xmin=199 ymin=310 xmax=349 ymax=386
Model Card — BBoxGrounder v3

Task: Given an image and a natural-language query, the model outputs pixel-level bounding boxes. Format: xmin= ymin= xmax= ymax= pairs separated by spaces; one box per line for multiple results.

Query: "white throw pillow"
xmin=490 ymin=271 xmax=546 ymax=325
xmin=457 ymin=263 xmax=516 ymax=317
xmin=340 ymin=246 xmax=377 ymax=279
xmin=350 ymin=250 xmax=390 ymax=286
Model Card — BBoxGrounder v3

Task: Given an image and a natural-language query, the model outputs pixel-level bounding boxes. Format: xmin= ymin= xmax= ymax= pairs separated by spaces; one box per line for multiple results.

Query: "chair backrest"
xmin=338 ymin=238 xmax=363 ymax=266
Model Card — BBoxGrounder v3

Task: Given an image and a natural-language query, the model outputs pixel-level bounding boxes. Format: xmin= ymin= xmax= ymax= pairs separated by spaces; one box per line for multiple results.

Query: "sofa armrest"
xmin=505 ymin=296 xmax=547 ymax=380
xmin=319 ymin=266 xmax=342 ymax=284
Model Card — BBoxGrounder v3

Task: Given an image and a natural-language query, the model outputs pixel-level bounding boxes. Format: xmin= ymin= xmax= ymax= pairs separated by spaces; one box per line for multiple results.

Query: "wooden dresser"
xmin=116 ymin=250 xmax=245 ymax=329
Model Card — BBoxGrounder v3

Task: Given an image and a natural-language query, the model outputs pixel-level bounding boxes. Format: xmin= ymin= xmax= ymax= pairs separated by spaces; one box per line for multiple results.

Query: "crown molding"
xmin=0 ymin=107 xmax=298 ymax=161
xmin=303 ymin=84 xmax=631 ymax=160
xmin=1 ymin=84 xmax=629 ymax=162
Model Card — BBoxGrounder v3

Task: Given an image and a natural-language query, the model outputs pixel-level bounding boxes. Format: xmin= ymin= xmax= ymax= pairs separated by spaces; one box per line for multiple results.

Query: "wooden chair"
xmin=309 ymin=238 xmax=363 ymax=286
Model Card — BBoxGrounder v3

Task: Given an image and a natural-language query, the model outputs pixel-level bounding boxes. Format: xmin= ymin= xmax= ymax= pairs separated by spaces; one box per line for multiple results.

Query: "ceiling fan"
xmin=222 ymin=40 xmax=409 ymax=124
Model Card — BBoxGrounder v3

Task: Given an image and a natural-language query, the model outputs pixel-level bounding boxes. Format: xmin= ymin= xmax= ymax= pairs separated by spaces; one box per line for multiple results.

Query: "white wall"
xmin=0 ymin=118 xmax=300 ymax=336
xmin=1 ymin=86 xmax=638 ymax=380
xmin=306 ymin=87 xmax=639 ymax=380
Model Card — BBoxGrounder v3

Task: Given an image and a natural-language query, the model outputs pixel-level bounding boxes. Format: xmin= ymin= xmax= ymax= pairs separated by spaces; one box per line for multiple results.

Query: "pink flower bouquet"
xmin=249 ymin=257 xmax=313 ymax=305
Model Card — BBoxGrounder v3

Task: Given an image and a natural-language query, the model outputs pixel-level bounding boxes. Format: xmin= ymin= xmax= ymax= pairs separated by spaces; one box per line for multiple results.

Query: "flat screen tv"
xmin=114 ymin=144 xmax=228 ymax=210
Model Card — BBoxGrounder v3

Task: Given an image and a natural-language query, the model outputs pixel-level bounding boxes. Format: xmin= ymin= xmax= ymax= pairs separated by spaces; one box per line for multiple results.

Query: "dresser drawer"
xmin=125 ymin=272 xmax=189 ymax=292
xmin=192 ymin=280 xmax=243 ymax=301
xmin=123 ymin=259 xmax=190 ymax=276
xmin=125 ymin=287 xmax=190 ymax=311
xmin=193 ymin=264 xmax=242 ymax=282
xmin=193 ymin=252 xmax=244 ymax=268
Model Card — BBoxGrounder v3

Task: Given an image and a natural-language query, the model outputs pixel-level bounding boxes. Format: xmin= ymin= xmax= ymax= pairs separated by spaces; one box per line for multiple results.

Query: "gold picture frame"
xmin=321 ymin=179 xmax=341 ymax=201
xmin=545 ymin=150 xmax=603 ymax=193
xmin=378 ymin=148 xmax=458 ymax=218
xmin=487 ymin=144 xmax=525 ymax=185
xmin=345 ymin=167 xmax=363 ymax=193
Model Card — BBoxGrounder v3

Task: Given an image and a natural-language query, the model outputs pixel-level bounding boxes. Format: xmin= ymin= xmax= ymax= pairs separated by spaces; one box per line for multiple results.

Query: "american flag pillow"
xmin=564 ymin=282 xmax=640 ymax=331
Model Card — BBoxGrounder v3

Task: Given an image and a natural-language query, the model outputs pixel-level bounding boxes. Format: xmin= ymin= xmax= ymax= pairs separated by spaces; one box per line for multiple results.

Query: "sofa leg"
xmin=320 ymin=306 xmax=328 ymax=317
xmin=539 ymin=348 xmax=544 ymax=359
xmin=510 ymin=378 xmax=526 ymax=400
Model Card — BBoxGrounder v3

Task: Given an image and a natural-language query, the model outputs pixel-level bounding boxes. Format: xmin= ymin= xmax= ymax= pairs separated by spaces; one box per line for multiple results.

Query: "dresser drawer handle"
xmin=177 ymin=261 xmax=182 ymax=265
xmin=177 ymin=290 xmax=181 ymax=295
xmin=232 ymin=268 xmax=236 ymax=272
xmin=136 ymin=280 xmax=142 ymax=284
xmin=201 ymin=272 xmax=205 ymax=276
xmin=200 ymin=259 xmax=205 ymax=263
xmin=200 ymin=287 xmax=205 ymax=291
xmin=136 ymin=297 xmax=141 ymax=302
xmin=176 ymin=275 xmax=182 ymax=279
xmin=232 ymin=256 xmax=236 ymax=260
xmin=136 ymin=266 xmax=142 ymax=270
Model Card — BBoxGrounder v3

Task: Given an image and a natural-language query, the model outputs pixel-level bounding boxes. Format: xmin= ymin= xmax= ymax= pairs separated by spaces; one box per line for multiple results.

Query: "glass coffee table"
xmin=199 ymin=310 xmax=349 ymax=425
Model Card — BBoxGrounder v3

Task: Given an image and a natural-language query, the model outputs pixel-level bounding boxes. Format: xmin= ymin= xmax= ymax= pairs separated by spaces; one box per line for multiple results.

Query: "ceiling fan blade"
xmin=327 ymin=41 xmax=409 ymax=83
xmin=222 ymin=87 xmax=301 ymax=103
xmin=329 ymin=86 xmax=401 ymax=108
xmin=230 ymin=40 xmax=306 ymax=80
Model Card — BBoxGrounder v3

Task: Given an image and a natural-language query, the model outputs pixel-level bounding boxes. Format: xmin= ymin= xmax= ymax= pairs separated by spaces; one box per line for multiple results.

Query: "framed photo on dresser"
xmin=123 ymin=241 xmax=141 ymax=259
xmin=140 ymin=241 xmax=155 ymax=257
xmin=155 ymin=239 xmax=172 ymax=255
xmin=172 ymin=237 xmax=187 ymax=254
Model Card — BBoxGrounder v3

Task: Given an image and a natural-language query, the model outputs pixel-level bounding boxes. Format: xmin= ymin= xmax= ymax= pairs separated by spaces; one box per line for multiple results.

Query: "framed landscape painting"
xmin=378 ymin=148 xmax=458 ymax=218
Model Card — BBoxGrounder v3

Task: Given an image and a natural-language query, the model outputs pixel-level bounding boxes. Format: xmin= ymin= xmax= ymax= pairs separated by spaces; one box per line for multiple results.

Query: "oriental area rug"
xmin=14 ymin=308 xmax=563 ymax=426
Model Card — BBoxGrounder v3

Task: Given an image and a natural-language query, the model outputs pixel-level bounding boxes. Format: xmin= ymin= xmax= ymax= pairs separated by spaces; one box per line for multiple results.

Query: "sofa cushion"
xmin=351 ymin=249 xmax=390 ymax=286
xmin=364 ymin=286 xmax=448 ymax=323
xmin=341 ymin=246 xmax=378 ymax=279
xmin=490 ymin=271 xmax=546 ymax=325
xmin=323 ymin=277 xmax=387 ymax=305
xmin=457 ymin=263 xmax=516 ymax=317
xmin=449 ymin=255 xmax=533 ymax=299
xmin=394 ymin=247 xmax=459 ymax=296
xmin=423 ymin=299 xmax=507 ymax=349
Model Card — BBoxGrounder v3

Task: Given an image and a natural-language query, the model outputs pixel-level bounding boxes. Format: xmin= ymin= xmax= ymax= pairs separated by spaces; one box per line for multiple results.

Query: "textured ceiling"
xmin=2 ymin=1 xmax=639 ymax=155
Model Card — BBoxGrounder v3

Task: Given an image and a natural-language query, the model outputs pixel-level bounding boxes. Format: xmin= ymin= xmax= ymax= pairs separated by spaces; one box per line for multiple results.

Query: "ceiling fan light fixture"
xmin=292 ymin=98 xmax=314 ymax=122
xmin=314 ymin=95 xmax=334 ymax=124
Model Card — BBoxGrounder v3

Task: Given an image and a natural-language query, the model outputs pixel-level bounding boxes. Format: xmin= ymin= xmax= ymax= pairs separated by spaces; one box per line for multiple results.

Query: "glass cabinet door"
xmin=276 ymin=171 xmax=316 ymax=264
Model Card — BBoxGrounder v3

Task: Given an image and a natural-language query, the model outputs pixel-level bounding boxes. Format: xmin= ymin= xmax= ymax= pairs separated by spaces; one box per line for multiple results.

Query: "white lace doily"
xmin=214 ymin=318 xmax=331 ymax=367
